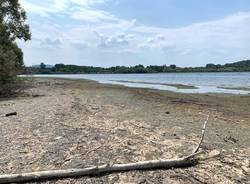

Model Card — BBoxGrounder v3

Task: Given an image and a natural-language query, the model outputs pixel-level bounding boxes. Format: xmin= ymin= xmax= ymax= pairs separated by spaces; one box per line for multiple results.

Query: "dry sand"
xmin=0 ymin=78 xmax=249 ymax=183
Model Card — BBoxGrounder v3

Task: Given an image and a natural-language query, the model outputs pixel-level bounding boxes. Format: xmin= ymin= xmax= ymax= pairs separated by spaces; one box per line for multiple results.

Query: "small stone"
xmin=54 ymin=136 xmax=62 ymax=140
xmin=241 ymin=166 xmax=249 ymax=174
xmin=208 ymin=150 xmax=220 ymax=158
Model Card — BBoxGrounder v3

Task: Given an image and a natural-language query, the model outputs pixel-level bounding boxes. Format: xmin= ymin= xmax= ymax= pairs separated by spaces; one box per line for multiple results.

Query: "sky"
xmin=18 ymin=0 xmax=250 ymax=67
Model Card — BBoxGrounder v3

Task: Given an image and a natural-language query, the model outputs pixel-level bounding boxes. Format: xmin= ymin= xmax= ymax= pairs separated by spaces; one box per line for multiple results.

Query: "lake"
xmin=31 ymin=72 xmax=250 ymax=94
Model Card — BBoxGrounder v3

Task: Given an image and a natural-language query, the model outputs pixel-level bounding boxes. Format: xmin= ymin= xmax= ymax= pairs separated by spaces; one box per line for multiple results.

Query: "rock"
xmin=223 ymin=136 xmax=239 ymax=143
xmin=241 ymin=166 xmax=249 ymax=174
xmin=54 ymin=136 xmax=62 ymax=140
xmin=208 ymin=150 xmax=221 ymax=158
xmin=127 ymin=140 xmax=132 ymax=145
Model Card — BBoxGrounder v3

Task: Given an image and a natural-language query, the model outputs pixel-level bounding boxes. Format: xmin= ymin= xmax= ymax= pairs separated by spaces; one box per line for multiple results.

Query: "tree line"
xmin=25 ymin=60 xmax=250 ymax=74
xmin=0 ymin=0 xmax=31 ymax=85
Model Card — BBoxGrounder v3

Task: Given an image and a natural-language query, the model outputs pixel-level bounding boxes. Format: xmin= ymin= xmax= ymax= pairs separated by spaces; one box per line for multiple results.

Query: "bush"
xmin=0 ymin=36 xmax=24 ymax=84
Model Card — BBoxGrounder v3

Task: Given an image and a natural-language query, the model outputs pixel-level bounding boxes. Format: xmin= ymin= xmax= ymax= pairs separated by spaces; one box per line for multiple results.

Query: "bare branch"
xmin=193 ymin=114 xmax=210 ymax=153
xmin=0 ymin=153 xmax=201 ymax=183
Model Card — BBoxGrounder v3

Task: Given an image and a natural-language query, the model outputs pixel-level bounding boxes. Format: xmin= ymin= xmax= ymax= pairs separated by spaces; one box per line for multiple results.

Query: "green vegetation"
xmin=26 ymin=60 xmax=250 ymax=74
xmin=0 ymin=0 xmax=31 ymax=85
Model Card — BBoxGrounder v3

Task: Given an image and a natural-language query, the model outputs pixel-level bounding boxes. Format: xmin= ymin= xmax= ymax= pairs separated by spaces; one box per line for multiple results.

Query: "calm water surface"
xmin=32 ymin=72 xmax=250 ymax=94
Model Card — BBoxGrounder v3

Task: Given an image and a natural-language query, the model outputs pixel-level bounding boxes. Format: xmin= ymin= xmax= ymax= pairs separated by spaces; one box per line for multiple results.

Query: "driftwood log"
xmin=0 ymin=115 xmax=209 ymax=183
xmin=5 ymin=112 xmax=17 ymax=117
xmin=0 ymin=112 xmax=17 ymax=118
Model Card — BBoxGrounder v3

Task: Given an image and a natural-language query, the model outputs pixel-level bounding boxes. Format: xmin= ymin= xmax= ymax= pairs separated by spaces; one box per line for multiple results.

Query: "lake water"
xmin=32 ymin=72 xmax=250 ymax=94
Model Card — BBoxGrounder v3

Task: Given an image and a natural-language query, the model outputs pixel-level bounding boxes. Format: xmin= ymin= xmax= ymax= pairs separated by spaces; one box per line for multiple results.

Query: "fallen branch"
xmin=5 ymin=112 xmax=17 ymax=117
xmin=193 ymin=114 xmax=210 ymax=153
xmin=0 ymin=112 xmax=17 ymax=118
xmin=0 ymin=116 xmax=209 ymax=183
xmin=0 ymin=153 xmax=201 ymax=183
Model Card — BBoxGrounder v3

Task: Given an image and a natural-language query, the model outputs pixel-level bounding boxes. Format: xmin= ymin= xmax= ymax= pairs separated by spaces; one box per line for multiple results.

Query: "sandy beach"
xmin=0 ymin=78 xmax=249 ymax=183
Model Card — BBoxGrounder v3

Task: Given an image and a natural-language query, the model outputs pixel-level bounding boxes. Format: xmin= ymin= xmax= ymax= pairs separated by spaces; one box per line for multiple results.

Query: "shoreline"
xmin=23 ymin=74 xmax=250 ymax=95
xmin=24 ymin=70 xmax=250 ymax=75
xmin=109 ymin=80 xmax=199 ymax=89
xmin=0 ymin=78 xmax=249 ymax=183
xmin=19 ymin=77 xmax=250 ymax=118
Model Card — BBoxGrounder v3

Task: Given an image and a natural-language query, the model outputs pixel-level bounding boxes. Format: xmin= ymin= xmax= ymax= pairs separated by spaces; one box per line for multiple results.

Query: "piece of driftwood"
xmin=193 ymin=114 xmax=209 ymax=153
xmin=0 ymin=116 xmax=209 ymax=183
xmin=0 ymin=112 xmax=17 ymax=118
xmin=5 ymin=112 xmax=17 ymax=117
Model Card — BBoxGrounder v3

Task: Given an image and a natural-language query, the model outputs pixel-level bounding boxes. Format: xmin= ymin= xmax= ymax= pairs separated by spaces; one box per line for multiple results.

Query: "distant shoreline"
xmin=25 ymin=70 xmax=250 ymax=75
xmin=24 ymin=60 xmax=250 ymax=74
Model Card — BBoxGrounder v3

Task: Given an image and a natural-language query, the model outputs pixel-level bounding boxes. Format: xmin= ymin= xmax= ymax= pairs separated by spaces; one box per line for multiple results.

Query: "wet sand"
xmin=0 ymin=78 xmax=249 ymax=183
xmin=110 ymin=80 xmax=198 ymax=89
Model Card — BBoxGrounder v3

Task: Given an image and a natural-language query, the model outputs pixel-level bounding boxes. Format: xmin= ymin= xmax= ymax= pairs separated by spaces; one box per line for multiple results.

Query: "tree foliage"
xmin=40 ymin=62 xmax=46 ymax=69
xmin=25 ymin=60 xmax=250 ymax=74
xmin=0 ymin=0 xmax=31 ymax=41
xmin=0 ymin=0 xmax=31 ymax=84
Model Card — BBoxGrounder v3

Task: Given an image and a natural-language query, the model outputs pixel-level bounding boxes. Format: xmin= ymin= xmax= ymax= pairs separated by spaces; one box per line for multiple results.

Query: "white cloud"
xmin=134 ymin=12 xmax=250 ymax=55
xmin=71 ymin=8 xmax=116 ymax=22
xmin=41 ymin=38 xmax=62 ymax=48
xmin=135 ymin=12 xmax=250 ymax=45
xmin=98 ymin=33 xmax=134 ymax=48
xmin=20 ymin=0 xmax=68 ymax=16
xmin=20 ymin=0 xmax=109 ymax=17
xmin=19 ymin=0 xmax=250 ymax=66
xmin=69 ymin=0 xmax=107 ymax=7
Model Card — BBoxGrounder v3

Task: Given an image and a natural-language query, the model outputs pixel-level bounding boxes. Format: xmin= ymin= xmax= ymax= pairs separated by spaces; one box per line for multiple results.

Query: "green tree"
xmin=206 ymin=63 xmax=216 ymax=68
xmin=170 ymin=64 xmax=176 ymax=69
xmin=0 ymin=0 xmax=31 ymax=84
xmin=40 ymin=62 xmax=46 ymax=69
